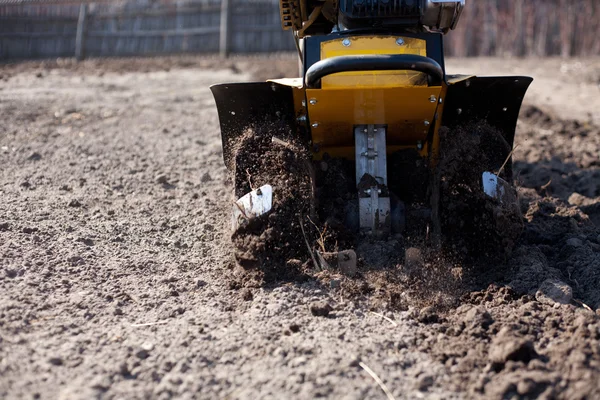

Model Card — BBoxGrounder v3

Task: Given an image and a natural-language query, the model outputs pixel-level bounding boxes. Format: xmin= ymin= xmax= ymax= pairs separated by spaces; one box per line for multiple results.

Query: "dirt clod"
xmin=536 ymin=279 xmax=573 ymax=306
xmin=309 ymin=301 xmax=332 ymax=317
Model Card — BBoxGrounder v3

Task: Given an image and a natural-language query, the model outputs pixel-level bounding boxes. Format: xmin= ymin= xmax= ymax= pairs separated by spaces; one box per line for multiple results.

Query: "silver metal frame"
xmin=355 ymin=125 xmax=391 ymax=236
xmin=422 ymin=0 xmax=465 ymax=31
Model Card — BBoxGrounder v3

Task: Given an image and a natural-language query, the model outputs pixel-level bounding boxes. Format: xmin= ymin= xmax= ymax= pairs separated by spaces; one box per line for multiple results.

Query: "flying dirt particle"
xmin=48 ymin=357 xmax=63 ymax=366
xmin=309 ymin=301 xmax=332 ymax=317
xmin=536 ymin=279 xmax=573 ymax=306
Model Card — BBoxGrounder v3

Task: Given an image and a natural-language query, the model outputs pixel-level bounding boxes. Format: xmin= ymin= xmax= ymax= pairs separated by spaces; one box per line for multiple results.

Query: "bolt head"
xmin=342 ymin=39 xmax=351 ymax=47
xmin=309 ymin=98 xmax=317 ymax=105
xmin=311 ymin=122 xmax=319 ymax=128
xmin=424 ymin=120 xmax=430 ymax=126
xmin=429 ymin=95 xmax=437 ymax=103
xmin=396 ymin=38 xmax=405 ymax=46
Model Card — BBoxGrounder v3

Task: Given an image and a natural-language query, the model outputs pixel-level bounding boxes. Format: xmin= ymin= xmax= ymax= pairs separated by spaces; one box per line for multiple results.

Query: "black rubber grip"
xmin=305 ymin=54 xmax=444 ymax=88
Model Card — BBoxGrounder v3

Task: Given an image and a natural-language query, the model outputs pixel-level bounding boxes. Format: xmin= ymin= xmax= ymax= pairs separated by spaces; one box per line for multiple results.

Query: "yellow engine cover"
xmin=307 ymin=35 xmax=443 ymax=157
xmin=321 ymin=36 xmax=429 ymax=88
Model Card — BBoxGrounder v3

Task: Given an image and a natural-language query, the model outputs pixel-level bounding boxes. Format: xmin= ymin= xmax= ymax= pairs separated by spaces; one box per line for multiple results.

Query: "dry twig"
xmin=131 ymin=321 xmax=169 ymax=327
xmin=496 ymin=144 xmax=520 ymax=176
xmin=358 ymin=361 xmax=397 ymax=400
xmin=299 ymin=215 xmax=319 ymax=270
xmin=370 ymin=311 xmax=398 ymax=327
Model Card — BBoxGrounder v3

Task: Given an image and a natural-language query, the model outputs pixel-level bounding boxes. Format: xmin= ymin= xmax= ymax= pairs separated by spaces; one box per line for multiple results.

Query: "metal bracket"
xmin=355 ymin=125 xmax=390 ymax=236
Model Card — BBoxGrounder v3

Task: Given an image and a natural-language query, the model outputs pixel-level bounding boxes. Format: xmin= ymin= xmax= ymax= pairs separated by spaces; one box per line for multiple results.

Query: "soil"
xmin=1 ymin=55 xmax=600 ymax=399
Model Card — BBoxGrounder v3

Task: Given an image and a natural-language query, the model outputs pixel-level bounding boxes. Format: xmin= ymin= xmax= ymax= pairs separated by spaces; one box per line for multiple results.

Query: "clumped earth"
xmin=1 ymin=56 xmax=599 ymax=399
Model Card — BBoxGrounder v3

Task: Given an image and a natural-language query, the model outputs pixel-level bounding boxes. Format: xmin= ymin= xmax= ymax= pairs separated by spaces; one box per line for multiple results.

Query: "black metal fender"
xmin=210 ymin=82 xmax=297 ymax=170
xmin=442 ymin=76 xmax=533 ymax=149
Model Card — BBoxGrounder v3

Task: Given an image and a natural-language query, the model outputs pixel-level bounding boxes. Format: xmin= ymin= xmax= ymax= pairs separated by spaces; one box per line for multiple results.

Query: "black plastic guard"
xmin=210 ymin=82 xmax=296 ymax=169
xmin=442 ymin=76 xmax=533 ymax=148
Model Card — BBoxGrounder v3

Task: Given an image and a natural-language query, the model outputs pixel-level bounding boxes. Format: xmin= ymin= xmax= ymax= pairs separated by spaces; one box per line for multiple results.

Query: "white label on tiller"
xmin=232 ymin=184 xmax=273 ymax=230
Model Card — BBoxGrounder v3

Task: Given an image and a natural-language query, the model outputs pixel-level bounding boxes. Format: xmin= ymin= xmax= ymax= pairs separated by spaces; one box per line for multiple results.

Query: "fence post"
xmin=75 ymin=3 xmax=88 ymax=61
xmin=220 ymin=0 xmax=231 ymax=57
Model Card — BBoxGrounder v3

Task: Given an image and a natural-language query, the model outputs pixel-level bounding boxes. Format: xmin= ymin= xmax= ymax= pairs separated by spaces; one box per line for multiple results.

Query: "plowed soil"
xmin=1 ymin=55 xmax=599 ymax=399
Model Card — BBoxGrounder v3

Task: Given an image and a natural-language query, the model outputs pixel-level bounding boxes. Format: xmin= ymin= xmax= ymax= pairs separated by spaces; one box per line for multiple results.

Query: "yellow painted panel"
xmin=320 ymin=36 xmax=428 ymax=88
xmin=306 ymin=86 xmax=442 ymax=148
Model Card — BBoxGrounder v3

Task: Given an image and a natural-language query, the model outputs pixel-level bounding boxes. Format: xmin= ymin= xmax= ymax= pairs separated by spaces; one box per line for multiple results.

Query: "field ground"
xmin=1 ymin=55 xmax=599 ymax=399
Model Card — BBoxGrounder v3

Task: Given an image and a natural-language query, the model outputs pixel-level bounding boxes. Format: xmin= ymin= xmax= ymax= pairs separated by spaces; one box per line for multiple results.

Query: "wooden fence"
xmin=0 ymin=0 xmax=295 ymax=60
xmin=1 ymin=0 xmax=599 ymax=60
xmin=446 ymin=0 xmax=600 ymax=57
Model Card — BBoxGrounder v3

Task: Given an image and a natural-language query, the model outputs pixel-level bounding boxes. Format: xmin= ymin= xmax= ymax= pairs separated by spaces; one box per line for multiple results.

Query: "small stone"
xmin=0 ymin=222 xmax=9 ymax=231
xmin=241 ymin=289 xmax=253 ymax=301
xmin=77 ymin=237 xmax=94 ymax=246
xmin=155 ymin=174 xmax=169 ymax=184
xmin=28 ymin=152 xmax=42 ymax=161
xmin=135 ymin=349 xmax=150 ymax=359
xmin=48 ymin=357 xmax=63 ymax=366
xmin=309 ymin=301 xmax=332 ymax=317
xmin=140 ymin=342 xmax=154 ymax=352
xmin=417 ymin=306 xmax=439 ymax=324
xmin=68 ymin=199 xmax=82 ymax=207
xmin=566 ymin=238 xmax=583 ymax=248
xmin=417 ymin=375 xmax=434 ymax=392
xmin=195 ymin=279 xmax=207 ymax=288
xmin=113 ymin=307 xmax=123 ymax=316
xmin=289 ymin=323 xmax=301 ymax=333
xmin=22 ymin=226 xmax=38 ymax=234
xmin=517 ymin=378 xmax=538 ymax=395
xmin=536 ymin=279 xmax=573 ymax=306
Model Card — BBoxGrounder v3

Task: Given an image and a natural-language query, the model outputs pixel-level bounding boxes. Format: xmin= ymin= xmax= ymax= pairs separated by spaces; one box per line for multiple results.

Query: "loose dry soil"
xmin=1 ymin=55 xmax=600 ymax=399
